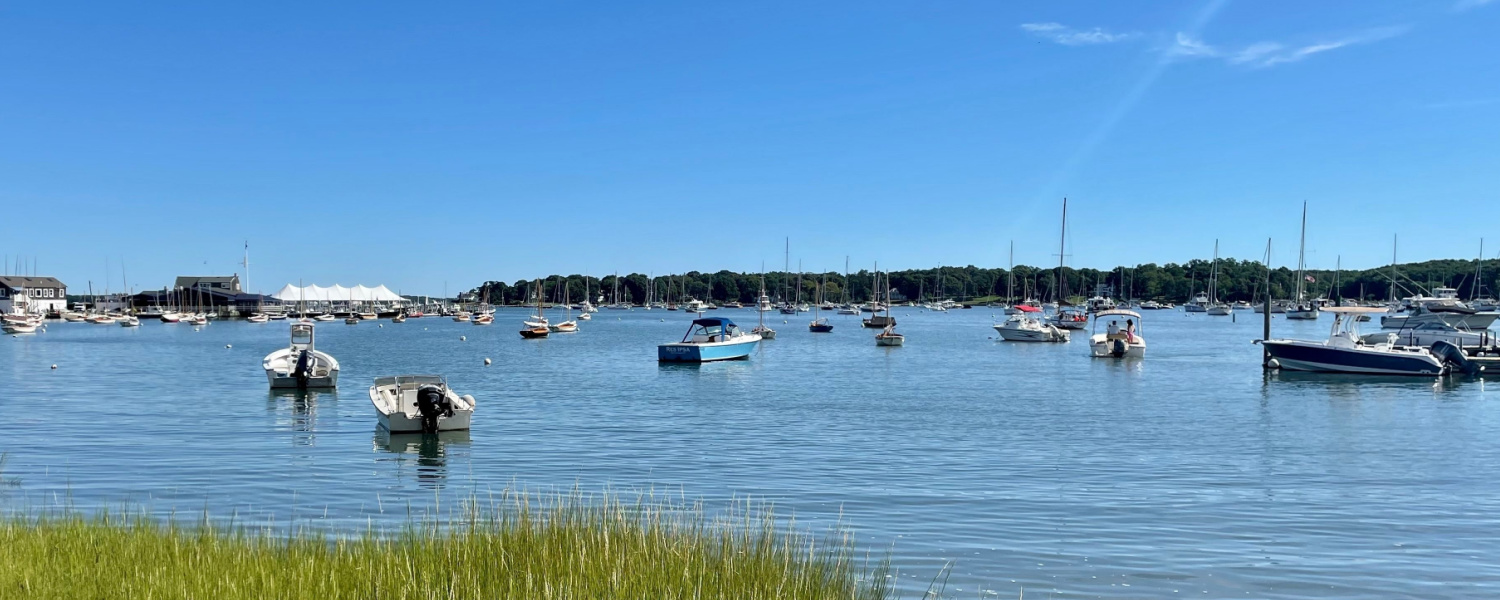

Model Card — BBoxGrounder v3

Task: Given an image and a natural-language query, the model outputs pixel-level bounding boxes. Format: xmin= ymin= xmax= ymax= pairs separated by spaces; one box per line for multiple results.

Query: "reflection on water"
xmin=267 ymin=389 xmax=336 ymax=446
xmin=373 ymin=428 xmax=471 ymax=489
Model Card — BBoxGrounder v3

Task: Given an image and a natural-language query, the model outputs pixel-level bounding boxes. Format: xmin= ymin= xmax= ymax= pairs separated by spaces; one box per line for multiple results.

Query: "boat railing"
xmin=374 ymin=374 xmax=447 ymax=390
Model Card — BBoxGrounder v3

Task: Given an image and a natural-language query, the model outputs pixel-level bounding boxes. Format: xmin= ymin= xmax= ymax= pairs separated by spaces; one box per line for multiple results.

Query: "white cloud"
xmin=1020 ymin=22 xmax=1139 ymax=46
xmin=1166 ymin=33 xmax=1220 ymax=58
xmin=1455 ymin=0 xmax=1495 ymax=11
xmin=1166 ymin=26 xmax=1409 ymax=68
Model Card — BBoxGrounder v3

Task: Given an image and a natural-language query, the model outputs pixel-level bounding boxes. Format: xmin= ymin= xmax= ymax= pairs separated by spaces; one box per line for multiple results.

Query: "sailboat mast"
xmin=1470 ymin=238 xmax=1482 ymax=303
xmin=1008 ymin=241 xmax=1014 ymax=302
xmin=1389 ymin=234 xmax=1398 ymax=302
xmin=1057 ymin=198 xmax=1067 ymax=303
xmin=1210 ymin=239 xmax=1219 ymax=302
xmin=1296 ymin=201 xmax=1308 ymax=302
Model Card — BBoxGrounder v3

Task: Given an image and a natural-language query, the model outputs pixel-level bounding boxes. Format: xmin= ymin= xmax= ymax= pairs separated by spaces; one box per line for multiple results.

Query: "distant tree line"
xmin=470 ymin=258 xmax=1500 ymax=306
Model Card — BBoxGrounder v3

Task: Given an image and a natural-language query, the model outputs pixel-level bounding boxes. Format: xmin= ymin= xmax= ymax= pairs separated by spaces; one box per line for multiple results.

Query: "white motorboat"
xmin=1089 ymin=309 xmax=1146 ymax=358
xmin=1086 ymin=295 xmax=1116 ymax=313
xmin=118 ymin=315 xmax=141 ymax=327
xmin=263 ymin=322 xmax=340 ymax=389
xmin=247 ymin=314 xmax=270 ymax=323
xmin=1285 ymin=303 xmax=1320 ymax=320
xmin=994 ymin=312 xmax=1069 ymax=343
xmin=1184 ymin=292 xmax=1208 ymax=313
xmin=369 ymin=375 xmax=475 ymax=433
xmin=313 ymin=313 xmax=336 ymax=322
xmin=1262 ymin=307 xmax=1447 ymax=375
xmin=549 ymin=320 xmax=578 ymax=333
xmin=577 ymin=312 xmax=592 ymax=321
xmin=452 ymin=312 xmax=471 ymax=322
xmin=1051 ymin=307 xmax=1089 ymax=330
xmin=1380 ymin=304 xmax=1499 ymax=331
xmin=472 ymin=313 xmax=494 ymax=325
xmin=1363 ymin=320 xmax=1495 ymax=349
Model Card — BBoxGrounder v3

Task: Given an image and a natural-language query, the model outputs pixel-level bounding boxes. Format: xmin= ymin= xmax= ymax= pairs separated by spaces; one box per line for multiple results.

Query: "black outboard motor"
xmin=1111 ymin=338 xmax=1127 ymax=357
xmin=1432 ymin=340 xmax=1477 ymax=375
xmin=293 ymin=350 xmax=312 ymax=389
xmin=415 ymin=384 xmax=454 ymax=433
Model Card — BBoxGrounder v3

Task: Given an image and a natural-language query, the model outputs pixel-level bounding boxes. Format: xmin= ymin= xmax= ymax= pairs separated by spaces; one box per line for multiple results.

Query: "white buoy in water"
xmin=379 ymin=324 xmax=384 ymax=328
xmin=484 ymin=358 xmax=492 ymax=365
xmin=460 ymin=336 xmax=467 ymax=341
xmin=225 ymin=344 xmax=232 ymax=349
xmin=1267 ymin=358 xmax=1281 ymax=369
xmin=50 ymin=364 xmax=57 ymax=369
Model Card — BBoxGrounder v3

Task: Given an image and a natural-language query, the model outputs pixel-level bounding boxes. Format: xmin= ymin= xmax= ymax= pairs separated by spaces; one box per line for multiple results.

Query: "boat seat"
xmin=692 ymin=335 xmax=713 ymax=343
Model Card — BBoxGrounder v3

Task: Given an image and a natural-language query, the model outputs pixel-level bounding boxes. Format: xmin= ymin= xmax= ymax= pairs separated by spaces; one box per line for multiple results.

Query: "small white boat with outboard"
xmin=1089 ymin=309 xmax=1145 ymax=358
xmin=369 ymin=374 xmax=475 ymax=433
xmin=263 ymin=322 xmax=339 ymax=388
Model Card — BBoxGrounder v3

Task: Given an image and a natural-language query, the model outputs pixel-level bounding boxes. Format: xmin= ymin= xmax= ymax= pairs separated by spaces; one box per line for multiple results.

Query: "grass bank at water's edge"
xmin=0 ymin=491 xmax=892 ymax=599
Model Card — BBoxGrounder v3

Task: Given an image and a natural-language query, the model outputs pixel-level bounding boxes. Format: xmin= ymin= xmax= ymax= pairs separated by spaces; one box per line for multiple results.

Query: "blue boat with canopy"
xmin=658 ymin=317 xmax=762 ymax=362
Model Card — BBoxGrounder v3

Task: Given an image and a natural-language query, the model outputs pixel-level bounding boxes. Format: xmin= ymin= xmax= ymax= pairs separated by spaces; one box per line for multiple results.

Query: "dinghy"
xmin=369 ymin=375 xmax=475 ymax=433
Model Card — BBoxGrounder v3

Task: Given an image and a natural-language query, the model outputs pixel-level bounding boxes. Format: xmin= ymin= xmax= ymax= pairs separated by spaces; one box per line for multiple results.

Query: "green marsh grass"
xmin=0 ymin=490 xmax=892 ymax=599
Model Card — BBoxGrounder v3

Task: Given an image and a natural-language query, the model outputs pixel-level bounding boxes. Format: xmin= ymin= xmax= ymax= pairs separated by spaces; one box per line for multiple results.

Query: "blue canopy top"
xmin=691 ymin=317 xmax=736 ymax=328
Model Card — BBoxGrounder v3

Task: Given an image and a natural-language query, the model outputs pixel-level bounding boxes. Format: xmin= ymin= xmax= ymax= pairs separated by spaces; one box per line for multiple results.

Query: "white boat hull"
xmin=369 ymin=376 xmax=475 ymax=433
xmin=378 ymin=409 xmax=472 ymax=433
xmin=1089 ymin=334 xmax=1146 ymax=358
xmin=993 ymin=323 xmax=1069 ymax=343
xmin=263 ymin=348 xmax=340 ymax=389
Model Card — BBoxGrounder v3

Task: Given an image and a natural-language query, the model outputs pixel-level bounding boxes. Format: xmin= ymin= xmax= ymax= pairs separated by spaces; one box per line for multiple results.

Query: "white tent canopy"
xmin=272 ymin=284 xmax=406 ymax=304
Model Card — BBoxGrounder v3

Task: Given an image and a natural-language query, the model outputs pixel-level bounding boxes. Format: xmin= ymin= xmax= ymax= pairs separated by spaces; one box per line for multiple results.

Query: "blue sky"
xmin=3 ymin=1 xmax=1497 ymax=295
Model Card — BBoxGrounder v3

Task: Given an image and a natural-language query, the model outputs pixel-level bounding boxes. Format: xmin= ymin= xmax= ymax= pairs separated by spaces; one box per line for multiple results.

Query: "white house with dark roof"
xmin=0 ymin=276 xmax=68 ymax=314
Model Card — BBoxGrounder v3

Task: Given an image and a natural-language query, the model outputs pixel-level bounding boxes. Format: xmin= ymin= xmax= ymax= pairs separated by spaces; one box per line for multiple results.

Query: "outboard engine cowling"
xmin=1111 ymin=339 xmax=1127 ymax=357
xmin=1432 ymin=340 xmax=1476 ymax=375
xmin=293 ymin=350 xmax=312 ymax=388
xmin=415 ymin=385 xmax=454 ymax=433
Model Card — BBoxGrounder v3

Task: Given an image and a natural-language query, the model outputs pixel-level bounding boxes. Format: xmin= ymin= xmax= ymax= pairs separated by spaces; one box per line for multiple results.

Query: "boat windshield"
xmin=290 ymin=324 xmax=314 ymax=346
xmin=682 ymin=319 xmax=739 ymax=342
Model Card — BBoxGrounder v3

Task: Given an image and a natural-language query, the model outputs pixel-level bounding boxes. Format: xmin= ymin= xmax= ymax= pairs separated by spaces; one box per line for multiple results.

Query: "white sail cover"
xmin=272 ymin=284 xmax=406 ymax=303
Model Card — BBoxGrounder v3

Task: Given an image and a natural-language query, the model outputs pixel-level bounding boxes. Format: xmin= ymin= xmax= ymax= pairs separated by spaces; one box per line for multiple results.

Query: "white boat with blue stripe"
xmin=658 ymin=317 xmax=761 ymax=362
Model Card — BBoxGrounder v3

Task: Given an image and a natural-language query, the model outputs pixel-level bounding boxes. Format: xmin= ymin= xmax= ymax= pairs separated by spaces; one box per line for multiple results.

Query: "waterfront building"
xmin=174 ymin=275 xmax=242 ymax=294
xmin=0 ymin=276 xmax=68 ymax=314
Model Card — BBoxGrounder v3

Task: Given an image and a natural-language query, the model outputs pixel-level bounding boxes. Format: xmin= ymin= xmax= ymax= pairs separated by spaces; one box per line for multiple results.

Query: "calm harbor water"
xmin=3 ymin=308 xmax=1498 ymax=598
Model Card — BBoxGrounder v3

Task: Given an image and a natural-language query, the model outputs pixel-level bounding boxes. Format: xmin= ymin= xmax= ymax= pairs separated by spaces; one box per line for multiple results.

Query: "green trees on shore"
xmin=471 ymin=258 xmax=1499 ymax=306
